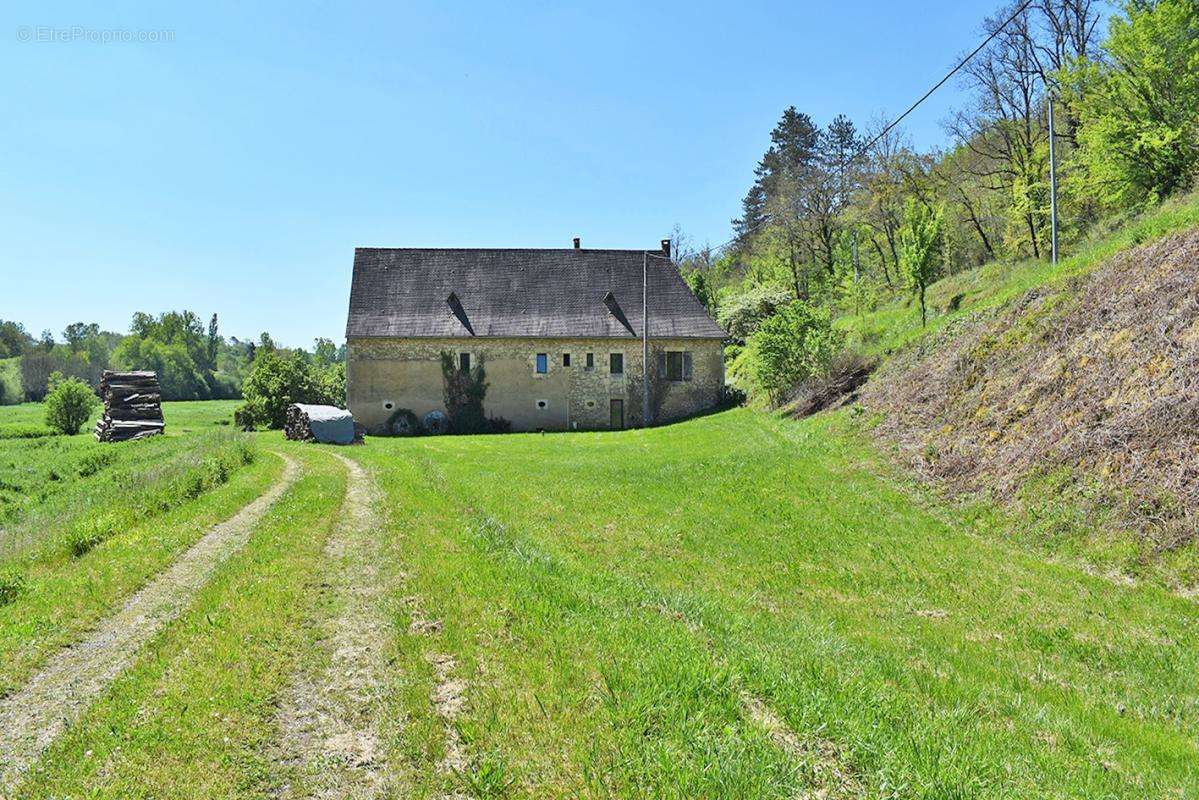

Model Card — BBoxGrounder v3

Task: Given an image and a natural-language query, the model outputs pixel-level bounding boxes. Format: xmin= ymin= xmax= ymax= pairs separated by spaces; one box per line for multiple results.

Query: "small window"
xmin=459 ymin=352 xmax=471 ymax=372
xmin=535 ymin=353 xmax=548 ymax=374
xmin=383 ymin=401 xmax=394 ymax=411
xmin=585 ymin=352 xmax=594 ymax=370
xmin=610 ymin=353 xmax=624 ymax=375
xmin=562 ymin=353 xmax=571 ymax=367
xmin=536 ymin=399 xmax=548 ymax=409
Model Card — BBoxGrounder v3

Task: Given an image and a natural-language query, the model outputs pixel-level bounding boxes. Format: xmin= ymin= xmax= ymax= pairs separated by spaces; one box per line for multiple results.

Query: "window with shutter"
xmin=683 ymin=352 xmax=693 ymax=381
xmin=664 ymin=351 xmax=684 ymax=381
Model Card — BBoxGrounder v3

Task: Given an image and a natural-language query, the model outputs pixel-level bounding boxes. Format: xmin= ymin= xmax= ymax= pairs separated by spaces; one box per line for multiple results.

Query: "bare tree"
xmin=947 ymin=2 xmax=1050 ymax=258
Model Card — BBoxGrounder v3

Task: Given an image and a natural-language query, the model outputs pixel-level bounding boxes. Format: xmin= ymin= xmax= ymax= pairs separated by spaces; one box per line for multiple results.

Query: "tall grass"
xmin=0 ymin=430 xmax=256 ymax=566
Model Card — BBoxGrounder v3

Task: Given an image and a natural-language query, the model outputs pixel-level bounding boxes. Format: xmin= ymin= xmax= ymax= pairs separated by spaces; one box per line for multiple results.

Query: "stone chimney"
xmin=572 ymin=237 xmax=581 ymax=249
xmin=660 ymin=239 xmax=671 ymax=258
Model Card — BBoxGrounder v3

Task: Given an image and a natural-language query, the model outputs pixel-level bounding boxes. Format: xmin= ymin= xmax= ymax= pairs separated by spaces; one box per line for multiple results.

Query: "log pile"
xmin=94 ymin=371 xmax=165 ymax=442
xmin=284 ymin=403 xmax=361 ymax=445
xmin=283 ymin=404 xmax=316 ymax=442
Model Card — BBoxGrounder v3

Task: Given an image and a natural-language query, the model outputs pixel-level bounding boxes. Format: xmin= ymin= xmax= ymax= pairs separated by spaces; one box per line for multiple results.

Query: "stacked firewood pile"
xmin=94 ymin=371 xmax=165 ymax=442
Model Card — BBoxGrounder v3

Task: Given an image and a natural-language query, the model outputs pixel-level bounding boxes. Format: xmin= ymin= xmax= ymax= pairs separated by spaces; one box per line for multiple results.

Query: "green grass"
xmin=0 ymin=449 xmax=281 ymax=695
xmin=325 ymin=411 xmax=1198 ymax=798
xmin=0 ymin=401 xmax=246 ymax=559
xmin=1 ymin=398 xmax=1196 ymax=797
xmin=16 ymin=446 xmax=347 ymax=799
xmin=839 ymin=192 xmax=1199 ymax=355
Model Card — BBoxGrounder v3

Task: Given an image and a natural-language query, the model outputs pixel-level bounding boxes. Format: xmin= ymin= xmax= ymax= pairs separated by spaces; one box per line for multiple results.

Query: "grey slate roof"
xmin=346 ymin=248 xmax=726 ymax=340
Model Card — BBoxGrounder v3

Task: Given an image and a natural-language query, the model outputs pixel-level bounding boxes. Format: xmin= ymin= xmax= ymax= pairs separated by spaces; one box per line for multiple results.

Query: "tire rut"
xmin=272 ymin=452 xmax=394 ymax=799
xmin=0 ymin=451 xmax=301 ymax=794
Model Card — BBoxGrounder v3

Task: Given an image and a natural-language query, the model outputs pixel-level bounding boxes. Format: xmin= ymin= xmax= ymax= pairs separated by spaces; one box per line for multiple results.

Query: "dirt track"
xmin=272 ymin=452 xmax=395 ymax=799
xmin=0 ymin=451 xmax=300 ymax=793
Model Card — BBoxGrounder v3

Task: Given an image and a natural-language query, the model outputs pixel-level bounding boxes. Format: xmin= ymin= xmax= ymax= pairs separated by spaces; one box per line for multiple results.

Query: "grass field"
xmin=2 ymin=400 xmax=1196 ymax=798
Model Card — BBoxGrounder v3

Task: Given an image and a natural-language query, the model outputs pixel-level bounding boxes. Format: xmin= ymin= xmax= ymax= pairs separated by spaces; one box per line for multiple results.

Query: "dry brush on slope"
xmin=860 ymin=232 xmax=1199 ymax=580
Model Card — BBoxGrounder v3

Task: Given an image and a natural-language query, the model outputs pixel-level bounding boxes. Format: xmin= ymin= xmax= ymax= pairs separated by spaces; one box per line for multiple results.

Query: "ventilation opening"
xmin=383 ymin=401 xmax=395 ymax=411
xmin=536 ymin=399 xmax=548 ymax=410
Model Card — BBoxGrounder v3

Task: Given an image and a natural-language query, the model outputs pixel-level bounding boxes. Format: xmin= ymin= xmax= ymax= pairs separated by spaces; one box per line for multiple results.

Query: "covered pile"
xmin=94 ymin=371 xmax=165 ymax=442
xmin=284 ymin=404 xmax=360 ymax=445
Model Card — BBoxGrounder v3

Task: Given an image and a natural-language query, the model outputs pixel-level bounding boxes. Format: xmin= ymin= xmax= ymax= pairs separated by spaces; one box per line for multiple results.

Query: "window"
xmin=585 ymin=352 xmax=594 ymax=370
xmin=609 ymin=353 xmax=624 ymax=375
xmin=562 ymin=353 xmax=571 ymax=367
xmin=459 ymin=352 xmax=470 ymax=372
xmin=658 ymin=351 xmax=693 ymax=382
xmin=535 ymin=353 xmax=548 ymax=374
xmin=536 ymin=399 xmax=548 ymax=409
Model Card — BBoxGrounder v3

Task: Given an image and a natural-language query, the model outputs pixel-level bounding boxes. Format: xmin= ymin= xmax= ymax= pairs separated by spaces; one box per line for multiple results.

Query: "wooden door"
xmin=609 ymin=399 xmax=624 ymax=429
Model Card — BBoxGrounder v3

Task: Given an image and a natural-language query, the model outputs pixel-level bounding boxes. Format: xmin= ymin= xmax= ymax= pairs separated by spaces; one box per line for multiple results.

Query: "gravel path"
xmin=272 ymin=452 xmax=395 ymax=799
xmin=0 ymin=451 xmax=301 ymax=794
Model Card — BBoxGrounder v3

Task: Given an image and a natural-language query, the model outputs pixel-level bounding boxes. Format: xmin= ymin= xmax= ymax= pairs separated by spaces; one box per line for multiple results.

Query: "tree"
xmin=43 ymin=372 xmax=98 ymax=435
xmin=313 ymin=337 xmax=339 ymax=366
xmin=716 ymin=286 xmax=795 ymax=344
xmin=0 ymin=320 xmax=33 ymax=358
xmin=63 ymin=322 xmax=99 ymax=355
xmin=899 ymin=199 xmax=945 ymax=327
xmin=1073 ymin=0 xmax=1199 ymax=207
xmin=236 ymin=351 xmax=343 ymax=429
xmin=206 ymin=313 xmax=220 ymax=372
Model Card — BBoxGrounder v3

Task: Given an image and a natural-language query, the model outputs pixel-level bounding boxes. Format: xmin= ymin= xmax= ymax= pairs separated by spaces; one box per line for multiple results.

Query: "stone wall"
xmin=347 ymin=336 xmax=724 ymax=433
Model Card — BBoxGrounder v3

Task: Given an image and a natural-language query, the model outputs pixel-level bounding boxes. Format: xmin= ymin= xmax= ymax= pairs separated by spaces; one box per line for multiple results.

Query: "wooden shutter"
xmin=683 ymin=352 xmax=693 ymax=381
xmin=657 ymin=351 xmax=667 ymax=375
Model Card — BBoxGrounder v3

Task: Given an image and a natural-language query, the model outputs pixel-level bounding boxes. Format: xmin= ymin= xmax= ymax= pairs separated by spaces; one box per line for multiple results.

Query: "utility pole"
xmin=642 ymin=251 xmax=650 ymax=428
xmin=1047 ymin=91 xmax=1059 ymax=266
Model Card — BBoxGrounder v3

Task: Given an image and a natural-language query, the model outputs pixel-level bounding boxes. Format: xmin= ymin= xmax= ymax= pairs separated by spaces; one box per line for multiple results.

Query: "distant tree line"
xmin=0 ymin=313 xmax=346 ymax=405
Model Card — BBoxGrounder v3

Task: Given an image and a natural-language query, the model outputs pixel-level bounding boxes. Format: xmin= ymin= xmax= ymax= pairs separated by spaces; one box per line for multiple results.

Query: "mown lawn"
xmin=357 ymin=409 xmax=1198 ymax=798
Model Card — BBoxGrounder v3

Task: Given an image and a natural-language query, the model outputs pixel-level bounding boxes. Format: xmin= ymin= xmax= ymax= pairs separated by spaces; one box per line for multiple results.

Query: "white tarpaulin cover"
xmin=293 ymin=404 xmax=356 ymax=445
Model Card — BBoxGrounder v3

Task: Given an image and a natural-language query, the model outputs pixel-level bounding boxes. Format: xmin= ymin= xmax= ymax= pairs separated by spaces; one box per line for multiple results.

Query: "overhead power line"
xmin=711 ymin=0 xmax=1037 ymax=256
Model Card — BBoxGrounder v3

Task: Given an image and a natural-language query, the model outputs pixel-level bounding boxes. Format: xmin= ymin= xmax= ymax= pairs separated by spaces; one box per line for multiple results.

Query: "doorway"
xmin=609 ymin=399 xmax=624 ymax=429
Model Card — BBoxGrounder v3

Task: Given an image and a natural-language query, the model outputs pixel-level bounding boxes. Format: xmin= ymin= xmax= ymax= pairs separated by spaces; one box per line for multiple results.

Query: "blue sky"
xmin=2 ymin=0 xmax=1006 ymax=347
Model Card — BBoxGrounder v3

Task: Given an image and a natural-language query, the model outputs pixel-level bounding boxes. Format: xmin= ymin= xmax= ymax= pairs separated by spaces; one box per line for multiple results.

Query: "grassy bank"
xmin=838 ymin=192 xmax=1199 ymax=355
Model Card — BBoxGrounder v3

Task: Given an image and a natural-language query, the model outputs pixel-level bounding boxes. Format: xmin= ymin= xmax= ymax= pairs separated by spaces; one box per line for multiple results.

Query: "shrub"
xmin=743 ymin=302 xmax=843 ymax=405
xmin=233 ymin=397 xmax=267 ymax=430
xmin=0 ymin=568 xmax=25 ymax=606
xmin=386 ymin=408 xmax=422 ymax=436
xmin=719 ymin=385 xmax=748 ymax=409
xmin=44 ymin=372 xmax=99 ymax=435
xmin=487 ymin=416 xmax=513 ymax=434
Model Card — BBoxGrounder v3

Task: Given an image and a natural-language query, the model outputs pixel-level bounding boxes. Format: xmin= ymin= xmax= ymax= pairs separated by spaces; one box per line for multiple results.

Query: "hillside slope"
xmin=860 ymin=230 xmax=1199 ymax=587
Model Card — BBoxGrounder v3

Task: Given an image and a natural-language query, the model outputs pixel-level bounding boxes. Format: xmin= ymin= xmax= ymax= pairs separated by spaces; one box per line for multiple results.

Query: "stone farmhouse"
xmin=344 ymin=239 xmax=726 ymax=432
